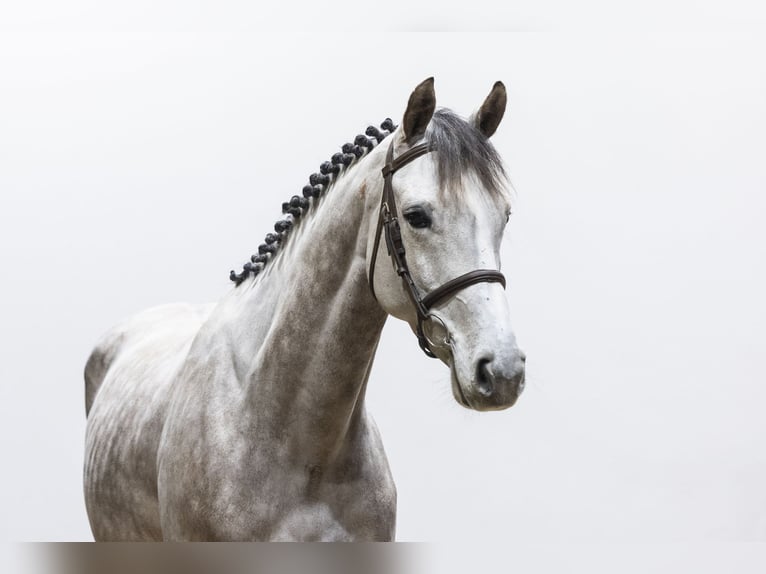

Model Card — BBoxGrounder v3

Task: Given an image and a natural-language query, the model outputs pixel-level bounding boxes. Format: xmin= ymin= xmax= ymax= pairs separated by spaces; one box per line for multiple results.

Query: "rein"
xmin=369 ymin=141 xmax=506 ymax=358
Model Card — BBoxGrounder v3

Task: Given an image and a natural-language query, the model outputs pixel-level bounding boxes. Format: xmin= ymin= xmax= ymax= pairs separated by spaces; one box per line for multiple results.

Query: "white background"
xmin=2 ymin=0 xmax=766 ymax=569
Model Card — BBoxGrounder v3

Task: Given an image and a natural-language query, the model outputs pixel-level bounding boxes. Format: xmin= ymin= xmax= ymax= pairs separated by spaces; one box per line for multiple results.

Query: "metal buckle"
xmin=421 ymin=314 xmax=452 ymax=352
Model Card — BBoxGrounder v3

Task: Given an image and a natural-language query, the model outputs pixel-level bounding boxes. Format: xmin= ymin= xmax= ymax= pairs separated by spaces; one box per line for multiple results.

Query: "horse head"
xmin=367 ymin=78 xmax=526 ymax=411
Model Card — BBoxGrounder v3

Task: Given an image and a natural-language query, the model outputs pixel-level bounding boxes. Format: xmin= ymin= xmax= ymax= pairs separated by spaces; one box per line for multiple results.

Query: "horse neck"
xmin=220 ymin=143 xmax=389 ymax=459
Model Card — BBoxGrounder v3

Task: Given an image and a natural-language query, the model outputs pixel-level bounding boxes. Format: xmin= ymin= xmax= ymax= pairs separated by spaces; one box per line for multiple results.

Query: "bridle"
xmin=368 ymin=140 xmax=506 ymax=358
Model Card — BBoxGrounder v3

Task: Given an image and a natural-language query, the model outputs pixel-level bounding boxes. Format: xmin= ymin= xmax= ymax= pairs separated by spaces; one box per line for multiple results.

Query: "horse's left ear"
xmin=472 ymin=81 xmax=507 ymax=138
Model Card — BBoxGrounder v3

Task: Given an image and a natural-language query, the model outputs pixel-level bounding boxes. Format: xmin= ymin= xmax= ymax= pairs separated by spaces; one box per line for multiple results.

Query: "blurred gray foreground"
xmin=19 ymin=542 xmax=422 ymax=574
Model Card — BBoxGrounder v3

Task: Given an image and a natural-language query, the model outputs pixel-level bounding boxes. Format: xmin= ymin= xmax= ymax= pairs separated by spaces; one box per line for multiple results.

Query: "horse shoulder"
xmin=84 ymin=302 xmax=216 ymax=540
xmin=84 ymin=302 xmax=214 ymax=416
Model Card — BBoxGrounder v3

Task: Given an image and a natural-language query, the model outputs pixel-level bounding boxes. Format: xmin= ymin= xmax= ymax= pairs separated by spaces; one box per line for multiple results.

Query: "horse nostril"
xmin=475 ymin=357 xmax=494 ymax=396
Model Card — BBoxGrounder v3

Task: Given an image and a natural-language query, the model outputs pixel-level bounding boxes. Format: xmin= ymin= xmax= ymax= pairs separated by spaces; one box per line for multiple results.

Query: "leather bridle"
xmin=368 ymin=140 xmax=507 ymax=358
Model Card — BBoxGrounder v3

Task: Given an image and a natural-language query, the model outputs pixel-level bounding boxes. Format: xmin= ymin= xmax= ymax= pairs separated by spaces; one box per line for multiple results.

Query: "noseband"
xmin=368 ymin=141 xmax=506 ymax=358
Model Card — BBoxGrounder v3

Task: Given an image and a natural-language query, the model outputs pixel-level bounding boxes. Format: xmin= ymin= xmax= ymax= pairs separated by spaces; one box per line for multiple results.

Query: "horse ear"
xmin=472 ymin=81 xmax=507 ymax=138
xmin=402 ymin=77 xmax=436 ymax=143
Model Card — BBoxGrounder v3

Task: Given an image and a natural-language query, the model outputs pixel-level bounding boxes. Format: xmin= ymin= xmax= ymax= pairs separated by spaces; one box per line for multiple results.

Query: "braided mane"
xmin=229 ymin=118 xmax=397 ymax=286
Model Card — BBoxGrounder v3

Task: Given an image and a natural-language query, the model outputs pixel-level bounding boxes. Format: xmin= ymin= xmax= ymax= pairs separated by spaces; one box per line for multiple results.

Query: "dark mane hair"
xmin=229 ymin=118 xmax=397 ymax=286
xmin=229 ymin=109 xmax=507 ymax=287
xmin=426 ymin=108 xmax=507 ymax=196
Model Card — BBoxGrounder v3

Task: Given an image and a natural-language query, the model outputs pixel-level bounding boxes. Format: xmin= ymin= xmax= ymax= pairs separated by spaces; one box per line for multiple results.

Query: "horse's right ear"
xmin=402 ymin=77 xmax=436 ymax=143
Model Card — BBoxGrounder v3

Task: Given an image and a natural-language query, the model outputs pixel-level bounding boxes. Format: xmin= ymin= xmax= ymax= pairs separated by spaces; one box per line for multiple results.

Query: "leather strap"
xmin=421 ymin=269 xmax=506 ymax=310
xmin=381 ymin=143 xmax=432 ymax=177
xmin=368 ymin=206 xmax=386 ymax=302
xmin=369 ymin=142 xmax=431 ymax=304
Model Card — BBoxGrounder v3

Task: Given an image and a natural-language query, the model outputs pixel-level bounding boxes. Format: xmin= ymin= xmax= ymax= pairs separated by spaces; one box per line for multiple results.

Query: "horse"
xmin=83 ymin=77 xmax=526 ymax=541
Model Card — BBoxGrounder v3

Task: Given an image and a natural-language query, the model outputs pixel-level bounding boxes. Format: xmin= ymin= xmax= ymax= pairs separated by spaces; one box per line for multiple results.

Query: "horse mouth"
xmin=449 ymin=363 xmax=473 ymax=409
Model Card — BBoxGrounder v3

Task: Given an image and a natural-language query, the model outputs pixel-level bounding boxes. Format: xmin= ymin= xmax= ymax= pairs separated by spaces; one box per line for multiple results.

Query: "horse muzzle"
xmin=452 ymin=350 xmax=526 ymax=411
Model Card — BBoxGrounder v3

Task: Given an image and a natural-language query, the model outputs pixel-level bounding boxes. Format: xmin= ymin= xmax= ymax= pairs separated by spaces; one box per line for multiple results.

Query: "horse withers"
xmin=83 ymin=78 xmax=526 ymax=541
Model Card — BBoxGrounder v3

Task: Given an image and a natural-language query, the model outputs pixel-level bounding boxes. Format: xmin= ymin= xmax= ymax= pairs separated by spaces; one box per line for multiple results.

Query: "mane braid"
xmin=229 ymin=117 xmax=398 ymax=286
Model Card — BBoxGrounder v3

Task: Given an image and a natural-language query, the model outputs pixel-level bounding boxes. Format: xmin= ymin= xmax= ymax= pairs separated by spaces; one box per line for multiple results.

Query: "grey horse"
xmin=83 ymin=78 xmax=526 ymax=541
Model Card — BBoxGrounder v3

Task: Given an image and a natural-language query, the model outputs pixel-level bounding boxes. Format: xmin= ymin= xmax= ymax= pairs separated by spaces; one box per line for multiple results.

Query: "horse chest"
xmin=158 ymin=411 xmax=397 ymax=541
xmin=265 ymin=463 xmax=397 ymax=541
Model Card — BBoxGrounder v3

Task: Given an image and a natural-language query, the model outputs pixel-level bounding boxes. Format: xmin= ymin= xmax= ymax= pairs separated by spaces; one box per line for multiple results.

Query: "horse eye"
xmin=403 ymin=209 xmax=432 ymax=229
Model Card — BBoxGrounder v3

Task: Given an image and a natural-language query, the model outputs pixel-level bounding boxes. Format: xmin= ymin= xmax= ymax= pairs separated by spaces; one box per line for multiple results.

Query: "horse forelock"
xmin=425 ymin=108 xmax=508 ymax=198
